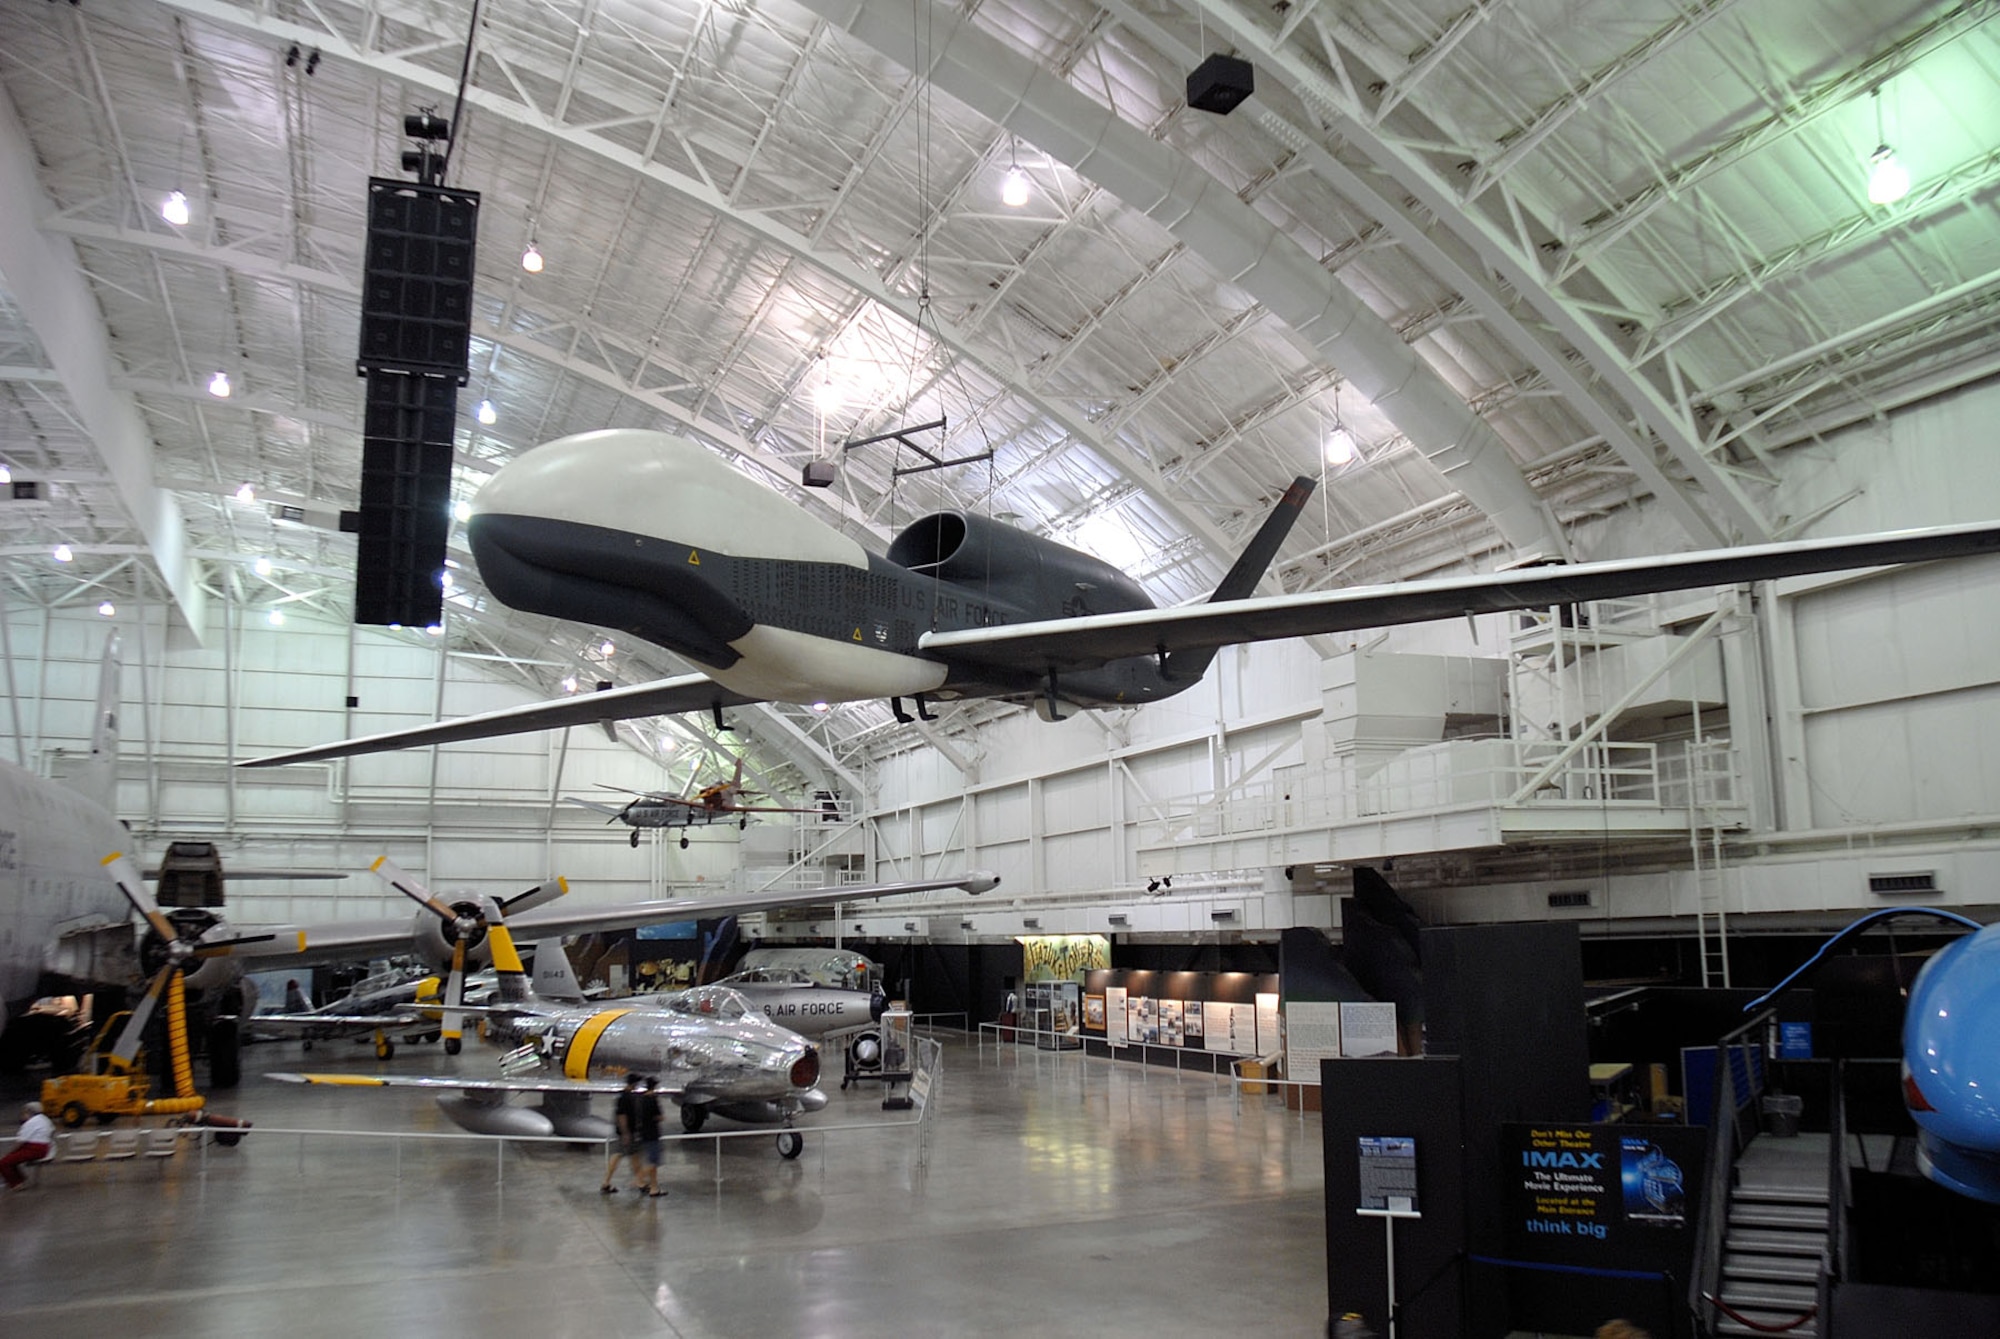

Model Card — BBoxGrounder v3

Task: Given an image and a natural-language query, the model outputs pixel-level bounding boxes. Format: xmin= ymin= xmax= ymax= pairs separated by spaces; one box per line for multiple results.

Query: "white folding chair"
xmin=141 ymin=1128 xmax=185 ymax=1163
xmin=58 ymin=1130 xmax=102 ymax=1165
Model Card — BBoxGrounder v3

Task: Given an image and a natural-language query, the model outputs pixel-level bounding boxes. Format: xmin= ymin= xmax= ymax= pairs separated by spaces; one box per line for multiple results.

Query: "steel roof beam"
xmin=799 ymin=0 xmax=1563 ymax=560
xmin=1182 ymin=0 xmax=1772 ymax=543
xmin=145 ymin=0 xmax=1246 ymax=562
xmin=38 ymin=215 xmax=909 ymax=546
xmin=1563 ymin=3 xmax=1989 ymax=271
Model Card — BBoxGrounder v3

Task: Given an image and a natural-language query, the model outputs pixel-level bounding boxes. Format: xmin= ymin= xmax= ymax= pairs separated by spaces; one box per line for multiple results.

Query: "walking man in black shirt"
xmin=638 ymin=1075 xmax=668 ymax=1198
xmin=602 ymin=1073 xmax=643 ymax=1193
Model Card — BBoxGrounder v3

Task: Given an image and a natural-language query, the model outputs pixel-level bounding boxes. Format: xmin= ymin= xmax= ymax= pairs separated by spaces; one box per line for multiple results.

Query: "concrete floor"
xmin=0 ymin=1033 xmax=1330 ymax=1338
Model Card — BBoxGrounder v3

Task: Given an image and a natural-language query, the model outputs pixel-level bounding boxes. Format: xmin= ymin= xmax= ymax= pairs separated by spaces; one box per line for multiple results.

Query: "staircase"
xmin=1716 ymin=1133 xmax=1828 ymax=1337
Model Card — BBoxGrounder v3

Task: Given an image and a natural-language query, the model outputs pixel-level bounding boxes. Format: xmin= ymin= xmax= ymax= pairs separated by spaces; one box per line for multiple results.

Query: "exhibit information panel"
xmin=1357 ymin=1136 xmax=1419 ymax=1214
xmin=1339 ymin=1002 xmax=1399 ymax=1057
xmin=1255 ymin=992 xmax=1280 ymax=1056
xmin=1287 ymin=1000 xmax=1343 ymax=1076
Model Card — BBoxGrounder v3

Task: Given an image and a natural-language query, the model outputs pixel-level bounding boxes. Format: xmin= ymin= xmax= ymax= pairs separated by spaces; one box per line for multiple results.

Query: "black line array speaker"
xmin=350 ymin=373 xmax=454 ymax=627
xmin=358 ymin=178 xmax=479 ymax=378
xmin=351 ymin=175 xmax=478 ymax=627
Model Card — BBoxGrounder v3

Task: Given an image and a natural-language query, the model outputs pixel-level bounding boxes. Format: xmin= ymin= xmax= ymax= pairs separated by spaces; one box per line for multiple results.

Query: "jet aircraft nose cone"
xmin=1904 ymin=925 xmax=2000 ymax=1149
xmin=472 ymin=429 xmax=706 ymax=527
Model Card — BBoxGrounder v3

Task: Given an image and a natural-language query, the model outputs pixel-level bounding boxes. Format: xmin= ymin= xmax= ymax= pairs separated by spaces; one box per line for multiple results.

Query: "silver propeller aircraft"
xmin=240 ymin=428 xmax=2000 ymax=767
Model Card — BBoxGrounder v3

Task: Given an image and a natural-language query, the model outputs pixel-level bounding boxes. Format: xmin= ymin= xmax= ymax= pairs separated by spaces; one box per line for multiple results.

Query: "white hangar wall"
xmin=870 ymin=377 xmax=2000 ymax=933
xmin=3 ymin=606 xmax=752 ymax=931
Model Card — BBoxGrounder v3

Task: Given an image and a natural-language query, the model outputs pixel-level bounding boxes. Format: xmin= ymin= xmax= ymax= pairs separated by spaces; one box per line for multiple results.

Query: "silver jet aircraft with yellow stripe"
xmin=269 ymin=862 xmax=995 ymax=1156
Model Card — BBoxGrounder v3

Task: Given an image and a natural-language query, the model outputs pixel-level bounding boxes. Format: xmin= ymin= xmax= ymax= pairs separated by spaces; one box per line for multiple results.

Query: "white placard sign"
xmin=1215 ymin=1002 xmax=1257 ymax=1055
xmin=1105 ymin=986 xmax=1128 ymax=1045
xmin=1339 ymin=1002 xmax=1400 ymax=1057
xmin=1254 ymin=992 xmax=1281 ymax=1056
xmin=1285 ymin=1001 xmax=1343 ymax=1077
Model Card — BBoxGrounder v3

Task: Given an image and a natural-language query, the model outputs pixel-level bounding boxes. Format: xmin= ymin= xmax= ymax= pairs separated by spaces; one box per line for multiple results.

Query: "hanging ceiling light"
xmin=208 ymin=370 xmax=231 ymax=398
xmin=1867 ymin=87 xmax=1910 ymax=206
xmin=234 ymin=482 xmax=256 ymax=503
xmin=1324 ymin=424 xmax=1357 ymax=467
xmin=812 ymin=379 xmax=843 ymax=413
xmin=0 ymin=463 xmax=10 ymax=484
xmin=161 ymin=190 xmax=191 ymax=227
xmin=561 ymin=676 xmax=579 ymax=693
xmin=1002 ymin=138 xmax=1031 ymax=207
xmin=1867 ymin=146 xmax=1909 ymax=205
xmin=98 ymin=601 xmax=116 ymax=618
xmin=521 ymin=242 xmax=543 ymax=273
xmin=1002 ymin=166 xmax=1031 ymax=208
xmin=476 ymin=398 xmax=497 ymax=425
xmin=53 ymin=544 xmax=73 ymax=563
xmin=598 ymin=639 xmax=615 ymax=656
xmin=253 ymin=555 xmax=273 ymax=576
xmin=453 ymin=500 xmax=473 ymax=523
xmin=267 ymin=609 xmax=285 ymax=627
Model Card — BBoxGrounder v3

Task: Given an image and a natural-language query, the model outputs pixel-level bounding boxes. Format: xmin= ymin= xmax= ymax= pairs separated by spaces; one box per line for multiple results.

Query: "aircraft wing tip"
xmin=959 ymin=871 xmax=1002 ymax=895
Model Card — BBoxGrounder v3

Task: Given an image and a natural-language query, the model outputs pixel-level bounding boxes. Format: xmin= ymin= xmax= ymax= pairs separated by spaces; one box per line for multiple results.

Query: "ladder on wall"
xmin=1690 ymin=697 xmax=1730 ymax=987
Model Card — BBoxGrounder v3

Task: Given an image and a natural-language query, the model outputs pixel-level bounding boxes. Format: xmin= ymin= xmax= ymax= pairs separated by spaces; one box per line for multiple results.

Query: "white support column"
xmin=0 ymin=88 xmax=206 ymax=635
xmin=1762 ymin=589 xmax=1814 ymax=831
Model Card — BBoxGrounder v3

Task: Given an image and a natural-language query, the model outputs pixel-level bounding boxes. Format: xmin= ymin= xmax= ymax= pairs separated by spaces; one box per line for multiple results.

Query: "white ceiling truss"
xmin=0 ymin=0 xmax=1994 ymax=797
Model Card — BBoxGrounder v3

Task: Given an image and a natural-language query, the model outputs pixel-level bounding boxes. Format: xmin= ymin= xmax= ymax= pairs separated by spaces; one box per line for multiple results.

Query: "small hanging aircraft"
xmin=566 ymin=761 xmax=827 ymax=847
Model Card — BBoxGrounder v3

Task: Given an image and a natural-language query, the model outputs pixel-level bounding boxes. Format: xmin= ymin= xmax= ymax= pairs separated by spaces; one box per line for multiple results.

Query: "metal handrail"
xmin=1820 ymin=1057 xmax=1848 ymax=1335
xmin=1691 ymin=1006 xmax=1775 ymax=1337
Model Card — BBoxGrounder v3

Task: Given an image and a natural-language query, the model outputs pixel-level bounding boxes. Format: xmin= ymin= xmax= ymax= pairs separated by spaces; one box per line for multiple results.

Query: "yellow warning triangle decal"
xmin=852 ymin=628 xmax=864 ymax=642
xmin=687 ymin=549 xmax=701 ymax=565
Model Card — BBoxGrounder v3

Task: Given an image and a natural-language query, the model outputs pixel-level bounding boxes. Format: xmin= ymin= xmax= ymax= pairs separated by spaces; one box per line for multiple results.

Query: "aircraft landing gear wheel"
xmin=679 ymin=836 xmax=690 ymax=850
xmin=630 ymin=829 xmax=641 ymax=848
xmin=738 ymin=817 xmax=747 ymax=831
xmin=680 ymin=1104 xmax=708 ymax=1134
xmin=375 ymin=1037 xmax=395 ymax=1061
xmin=444 ymin=1037 xmax=462 ymax=1056
xmin=60 ymin=1101 xmax=88 ymax=1129
xmin=776 ymin=1131 xmax=804 ymax=1160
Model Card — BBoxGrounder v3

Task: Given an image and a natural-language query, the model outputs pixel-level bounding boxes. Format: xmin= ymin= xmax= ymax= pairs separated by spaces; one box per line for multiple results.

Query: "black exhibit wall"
xmin=1422 ymin=921 xmax=1592 ymax=1339
xmin=1322 ymin=1056 xmax=1465 ymax=1337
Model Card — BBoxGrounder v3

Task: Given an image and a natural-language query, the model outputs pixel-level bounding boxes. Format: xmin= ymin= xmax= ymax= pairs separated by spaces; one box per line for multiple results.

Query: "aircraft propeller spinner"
xmin=370 ymin=857 xmax=567 ymax=1055
xmin=102 ymin=852 xmax=274 ymax=1087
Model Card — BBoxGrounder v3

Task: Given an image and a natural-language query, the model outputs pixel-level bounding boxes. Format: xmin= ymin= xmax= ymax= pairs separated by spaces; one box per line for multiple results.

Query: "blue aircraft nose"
xmin=1903 ymin=924 xmax=2000 ymax=1193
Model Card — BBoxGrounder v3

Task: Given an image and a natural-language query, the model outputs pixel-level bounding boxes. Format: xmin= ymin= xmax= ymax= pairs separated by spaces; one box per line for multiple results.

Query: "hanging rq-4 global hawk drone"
xmin=239 ymin=429 xmax=2000 ymax=768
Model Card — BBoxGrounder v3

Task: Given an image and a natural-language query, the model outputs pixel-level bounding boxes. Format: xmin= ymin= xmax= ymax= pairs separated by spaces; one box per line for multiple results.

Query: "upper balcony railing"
xmin=1139 ymin=737 xmax=1740 ymax=847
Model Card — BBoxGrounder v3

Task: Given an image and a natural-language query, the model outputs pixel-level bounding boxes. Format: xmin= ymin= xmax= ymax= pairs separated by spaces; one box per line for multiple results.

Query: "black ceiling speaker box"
xmin=357 ymin=177 xmax=479 ymax=380
xmin=352 ymin=372 xmax=454 ymax=627
xmin=1187 ymin=53 xmax=1254 ymax=115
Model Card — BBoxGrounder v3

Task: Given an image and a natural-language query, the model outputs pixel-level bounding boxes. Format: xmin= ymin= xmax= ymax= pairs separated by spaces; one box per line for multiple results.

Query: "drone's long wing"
xmin=239 ymin=674 xmax=760 ymax=767
xmin=918 ymin=518 xmax=2000 ymax=671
